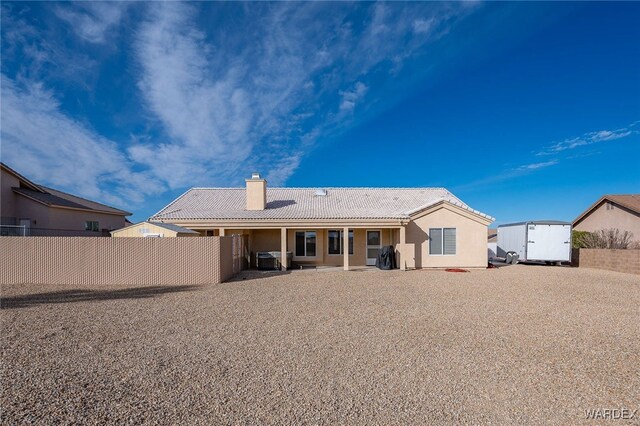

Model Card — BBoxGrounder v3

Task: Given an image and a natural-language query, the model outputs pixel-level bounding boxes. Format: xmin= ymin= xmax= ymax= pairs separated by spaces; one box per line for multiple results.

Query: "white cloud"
xmin=539 ymin=122 xmax=638 ymax=155
xmin=2 ymin=2 xmax=479 ymax=210
xmin=132 ymin=3 xmax=473 ymax=186
xmin=412 ymin=18 xmax=435 ymax=35
xmin=0 ymin=75 xmax=162 ymax=207
xmin=54 ymin=2 xmax=129 ymax=44
xmin=339 ymin=82 xmax=368 ymax=113
xmin=516 ymin=160 xmax=558 ymax=171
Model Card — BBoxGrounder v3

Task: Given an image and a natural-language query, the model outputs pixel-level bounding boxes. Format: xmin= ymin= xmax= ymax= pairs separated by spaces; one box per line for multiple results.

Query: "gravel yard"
xmin=1 ymin=265 xmax=639 ymax=425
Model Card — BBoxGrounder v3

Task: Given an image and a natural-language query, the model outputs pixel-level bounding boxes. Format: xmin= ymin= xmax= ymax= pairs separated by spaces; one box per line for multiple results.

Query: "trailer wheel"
xmin=510 ymin=253 xmax=519 ymax=264
xmin=505 ymin=252 xmax=513 ymax=264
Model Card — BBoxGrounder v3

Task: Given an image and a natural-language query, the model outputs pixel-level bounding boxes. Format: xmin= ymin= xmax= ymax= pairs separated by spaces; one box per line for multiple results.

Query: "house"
xmin=573 ymin=194 xmax=640 ymax=242
xmin=150 ymin=173 xmax=494 ymax=270
xmin=0 ymin=163 xmax=131 ymax=236
xmin=111 ymin=221 xmax=199 ymax=237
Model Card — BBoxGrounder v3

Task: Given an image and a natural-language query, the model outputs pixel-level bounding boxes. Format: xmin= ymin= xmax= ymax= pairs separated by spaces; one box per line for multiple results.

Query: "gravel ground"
xmin=1 ymin=265 xmax=639 ymax=425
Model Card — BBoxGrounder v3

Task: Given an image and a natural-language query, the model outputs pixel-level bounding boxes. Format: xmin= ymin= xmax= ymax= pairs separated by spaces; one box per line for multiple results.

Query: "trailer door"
xmin=526 ymin=224 xmax=571 ymax=262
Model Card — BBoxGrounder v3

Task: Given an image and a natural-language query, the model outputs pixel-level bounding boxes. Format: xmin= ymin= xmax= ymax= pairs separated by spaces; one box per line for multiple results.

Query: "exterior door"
xmin=366 ymin=230 xmax=381 ymax=266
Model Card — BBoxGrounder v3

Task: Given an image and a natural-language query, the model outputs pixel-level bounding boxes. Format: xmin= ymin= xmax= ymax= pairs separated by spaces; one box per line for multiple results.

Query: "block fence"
xmin=0 ymin=236 xmax=245 ymax=286
xmin=571 ymin=248 xmax=640 ymax=275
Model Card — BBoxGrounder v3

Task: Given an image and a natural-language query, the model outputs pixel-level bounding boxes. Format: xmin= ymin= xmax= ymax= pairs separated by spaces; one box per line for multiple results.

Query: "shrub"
xmin=572 ymin=230 xmax=591 ymax=249
xmin=580 ymin=228 xmax=634 ymax=249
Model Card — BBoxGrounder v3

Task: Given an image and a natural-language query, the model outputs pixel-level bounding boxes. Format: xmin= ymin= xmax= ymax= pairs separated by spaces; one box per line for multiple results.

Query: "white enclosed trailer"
xmin=497 ymin=221 xmax=572 ymax=264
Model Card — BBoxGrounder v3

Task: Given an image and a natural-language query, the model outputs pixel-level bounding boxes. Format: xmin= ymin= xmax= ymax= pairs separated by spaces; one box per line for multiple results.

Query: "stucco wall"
xmin=406 ymin=205 xmax=488 ymax=268
xmin=574 ymin=203 xmax=640 ymax=242
xmin=0 ymin=236 xmax=242 ymax=286
xmin=0 ymin=169 xmax=19 ymax=220
xmin=13 ymin=195 xmax=52 ymax=230
xmin=8 ymin=192 xmax=125 ymax=236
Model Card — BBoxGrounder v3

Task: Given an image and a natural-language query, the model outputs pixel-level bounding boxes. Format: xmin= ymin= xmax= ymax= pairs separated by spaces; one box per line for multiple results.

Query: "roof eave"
xmin=12 ymin=189 xmax=131 ymax=216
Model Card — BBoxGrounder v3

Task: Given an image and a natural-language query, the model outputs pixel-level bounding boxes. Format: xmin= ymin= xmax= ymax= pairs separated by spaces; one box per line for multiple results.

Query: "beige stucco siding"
xmin=407 ymin=205 xmax=488 ymax=268
xmin=13 ymin=196 xmax=53 ymax=230
xmin=48 ymin=207 xmax=125 ymax=235
xmin=574 ymin=203 xmax=640 ymax=242
xmin=250 ymin=229 xmax=281 ymax=254
xmin=0 ymin=170 xmax=20 ymax=220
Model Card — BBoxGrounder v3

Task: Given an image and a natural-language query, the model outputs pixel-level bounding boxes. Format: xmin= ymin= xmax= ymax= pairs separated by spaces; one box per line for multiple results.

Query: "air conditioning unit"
xmin=256 ymin=251 xmax=292 ymax=270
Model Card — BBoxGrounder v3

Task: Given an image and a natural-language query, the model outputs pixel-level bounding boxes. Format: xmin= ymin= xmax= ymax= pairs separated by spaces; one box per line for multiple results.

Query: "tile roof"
xmin=151 ymin=187 xmax=493 ymax=221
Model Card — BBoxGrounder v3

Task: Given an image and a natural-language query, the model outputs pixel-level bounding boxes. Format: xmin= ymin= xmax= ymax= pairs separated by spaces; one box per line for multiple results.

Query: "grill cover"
xmin=375 ymin=245 xmax=397 ymax=270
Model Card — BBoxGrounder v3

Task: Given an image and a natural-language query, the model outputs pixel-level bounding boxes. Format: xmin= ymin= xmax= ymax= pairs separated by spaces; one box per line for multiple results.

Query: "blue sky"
xmin=1 ymin=1 xmax=638 ymax=225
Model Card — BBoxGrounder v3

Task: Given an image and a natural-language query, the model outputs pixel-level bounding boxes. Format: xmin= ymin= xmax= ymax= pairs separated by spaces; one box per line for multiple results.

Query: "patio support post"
xmin=343 ymin=226 xmax=349 ymax=271
xmin=281 ymin=227 xmax=287 ymax=271
xmin=399 ymin=226 xmax=406 ymax=271
xmin=219 ymin=228 xmax=226 ymax=236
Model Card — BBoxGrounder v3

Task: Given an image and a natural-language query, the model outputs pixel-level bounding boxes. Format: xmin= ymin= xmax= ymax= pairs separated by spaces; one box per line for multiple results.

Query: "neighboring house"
xmin=150 ymin=173 xmax=494 ymax=270
xmin=111 ymin=221 xmax=199 ymax=237
xmin=573 ymin=194 xmax=640 ymax=242
xmin=1 ymin=163 xmax=131 ymax=236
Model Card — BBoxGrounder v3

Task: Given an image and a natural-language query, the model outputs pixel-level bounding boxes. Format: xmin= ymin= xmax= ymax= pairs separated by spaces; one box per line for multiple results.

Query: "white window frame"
xmin=295 ymin=230 xmax=317 ymax=257
xmin=327 ymin=229 xmax=354 ymax=256
xmin=429 ymin=227 xmax=456 ymax=256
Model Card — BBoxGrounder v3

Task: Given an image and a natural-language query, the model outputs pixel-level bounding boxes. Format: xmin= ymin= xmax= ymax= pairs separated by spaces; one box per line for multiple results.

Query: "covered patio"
xmin=210 ymin=226 xmax=410 ymax=271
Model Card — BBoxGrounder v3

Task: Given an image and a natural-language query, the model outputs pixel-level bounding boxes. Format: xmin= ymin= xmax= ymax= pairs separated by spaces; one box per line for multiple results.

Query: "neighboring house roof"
xmin=112 ymin=221 xmax=199 ymax=234
xmin=151 ymin=187 xmax=494 ymax=221
xmin=148 ymin=222 xmax=199 ymax=234
xmin=2 ymin=162 xmax=131 ymax=216
xmin=573 ymin=194 xmax=640 ymax=225
xmin=13 ymin=187 xmax=131 ymax=216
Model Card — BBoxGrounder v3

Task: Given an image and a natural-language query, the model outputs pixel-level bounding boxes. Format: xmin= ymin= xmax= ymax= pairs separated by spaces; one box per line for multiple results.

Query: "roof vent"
xmin=314 ymin=189 xmax=327 ymax=197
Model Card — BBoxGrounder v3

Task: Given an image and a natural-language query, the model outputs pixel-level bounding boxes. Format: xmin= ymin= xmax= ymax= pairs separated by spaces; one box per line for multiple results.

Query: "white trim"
xmin=428 ymin=227 xmax=457 ymax=256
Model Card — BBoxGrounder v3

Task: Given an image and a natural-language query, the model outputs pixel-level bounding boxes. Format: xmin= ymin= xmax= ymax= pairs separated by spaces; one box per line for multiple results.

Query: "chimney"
xmin=245 ymin=172 xmax=267 ymax=210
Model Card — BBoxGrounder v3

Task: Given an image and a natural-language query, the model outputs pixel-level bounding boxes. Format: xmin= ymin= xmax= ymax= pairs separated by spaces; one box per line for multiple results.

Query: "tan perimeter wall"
xmin=0 ymin=236 xmax=242 ymax=286
xmin=572 ymin=248 xmax=640 ymax=275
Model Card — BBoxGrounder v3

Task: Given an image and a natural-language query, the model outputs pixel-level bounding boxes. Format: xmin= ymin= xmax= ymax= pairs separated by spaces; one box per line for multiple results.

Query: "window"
xmin=85 ymin=221 xmax=99 ymax=232
xmin=328 ymin=230 xmax=354 ymax=255
xmin=295 ymin=231 xmax=316 ymax=257
xmin=429 ymin=228 xmax=456 ymax=255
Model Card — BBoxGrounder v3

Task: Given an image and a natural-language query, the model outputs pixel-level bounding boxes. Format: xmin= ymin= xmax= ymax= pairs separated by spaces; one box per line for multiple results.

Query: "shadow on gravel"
xmin=0 ymin=285 xmax=201 ymax=309
xmin=227 ymin=270 xmax=292 ymax=282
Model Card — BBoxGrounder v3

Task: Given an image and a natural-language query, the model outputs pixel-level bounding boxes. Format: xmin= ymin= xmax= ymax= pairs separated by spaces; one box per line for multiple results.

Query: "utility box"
xmin=497 ymin=221 xmax=572 ymax=264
